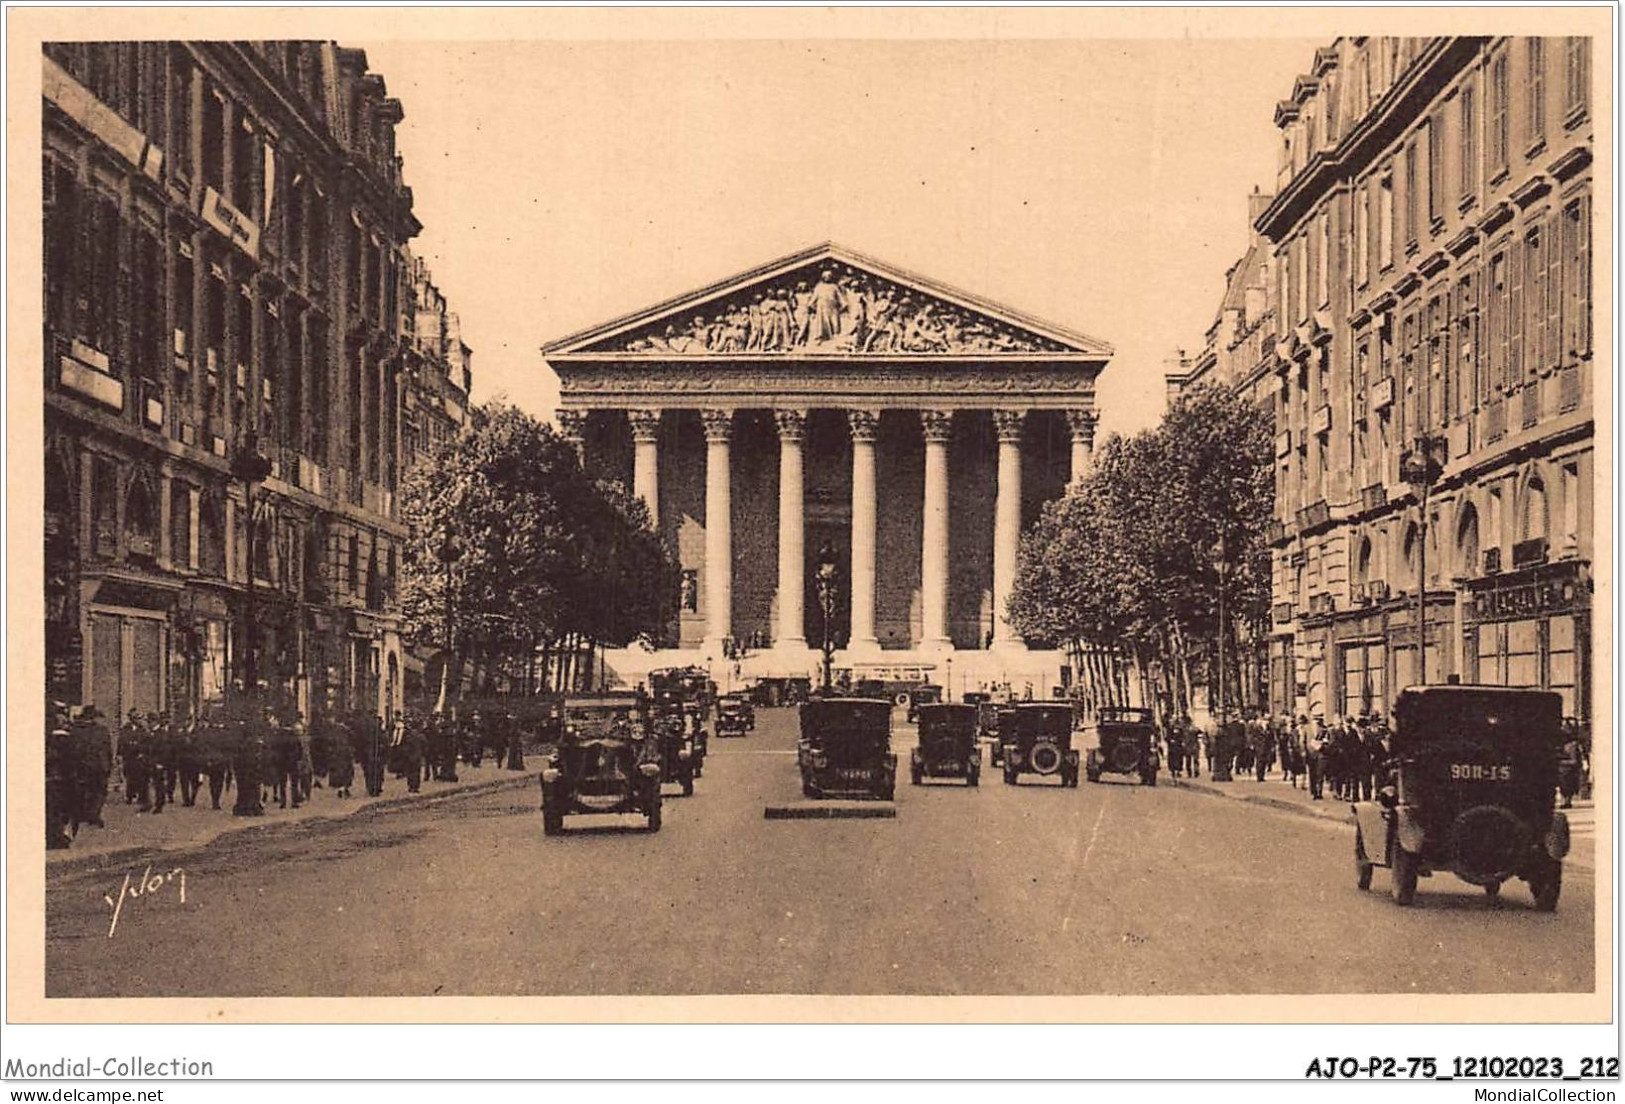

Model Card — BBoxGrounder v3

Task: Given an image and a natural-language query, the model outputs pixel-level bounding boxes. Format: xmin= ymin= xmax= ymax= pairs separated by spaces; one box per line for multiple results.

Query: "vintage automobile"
xmin=910 ymin=702 xmax=981 ymax=786
xmin=798 ymin=697 xmax=897 ymax=800
xmin=903 ymin=684 xmax=945 ymax=724
xmin=650 ymin=666 xmax=714 ymax=723
xmin=999 ymin=702 xmax=1080 ymax=786
xmin=1352 ymin=685 xmax=1569 ymax=909
xmin=719 ymin=691 xmax=756 ymax=730
xmin=716 ymin=697 xmax=751 ymax=738
xmin=653 ymin=709 xmax=698 ymax=796
xmin=1083 ymin=706 xmax=1161 ymax=786
xmin=539 ymin=694 xmax=663 ymax=834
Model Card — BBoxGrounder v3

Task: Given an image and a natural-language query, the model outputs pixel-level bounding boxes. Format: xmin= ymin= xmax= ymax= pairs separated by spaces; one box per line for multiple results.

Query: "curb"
xmin=46 ymin=772 xmax=535 ymax=876
xmin=1173 ymin=778 xmax=1349 ymax=825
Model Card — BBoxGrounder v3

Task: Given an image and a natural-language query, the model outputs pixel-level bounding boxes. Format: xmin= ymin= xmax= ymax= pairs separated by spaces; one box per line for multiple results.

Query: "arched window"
xmin=1456 ymin=503 xmax=1481 ymax=579
xmin=1401 ymin=521 xmax=1420 ymax=585
xmin=198 ymin=494 xmax=225 ymax=576
xmin=252 ymin=508 xmax=274 ymax=583
xmin=1354 ymin=535 xmax=1373 ymax=587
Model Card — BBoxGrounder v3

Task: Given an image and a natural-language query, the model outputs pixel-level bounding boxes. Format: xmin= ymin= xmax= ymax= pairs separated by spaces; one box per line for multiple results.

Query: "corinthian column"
xmin=1066 ymin=409 xmax=1097 ymax=488
xmin=627 ymin=409 xmax=661 ymax=528
xmin=919 ymin=410 xmax=953 ymax=651
xmin=847 ymin=409 xmax=881 ymax=652
xmin=556 ymin=409 xmax=586 ymax=464
xmin=991 ymin=409 xmax=1026 ymax=649
xmin=774 ymin=409 xmax=807 ymax=649
xmin=701 ymin=409 xmax=734 ymax=653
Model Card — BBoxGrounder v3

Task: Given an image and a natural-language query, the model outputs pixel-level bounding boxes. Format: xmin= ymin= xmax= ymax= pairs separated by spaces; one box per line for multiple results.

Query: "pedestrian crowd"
xmin=1158 ymin=708 xmax=1591 ymax=806
xmin=45 ymin=694 xmax=535 ymax=852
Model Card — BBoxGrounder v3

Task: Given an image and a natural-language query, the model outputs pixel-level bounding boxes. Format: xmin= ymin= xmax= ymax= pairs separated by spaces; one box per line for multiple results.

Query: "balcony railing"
xmin=1361 ymin=483 xmax=1387 ymax=512
xmin=1512 ymin=536 xmax=1549 ymax=569
xmin=1558 ymin=364 xmax=1583 ymax=412
xmin=1521 ymin=381 xmax=1541 ymax=429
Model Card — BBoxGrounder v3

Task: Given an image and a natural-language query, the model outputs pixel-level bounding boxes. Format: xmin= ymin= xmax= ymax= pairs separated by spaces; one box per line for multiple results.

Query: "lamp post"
xmin=230 ymin=433 xmax=273 ymax=704
xmin=1401 ymin=434 xmax=1446 ymax=686
xmin=433 ymin=534 xmax=462 ymax=715
xmin=815 ymin=542 xmax=839 ymax=694
xmin=1210 ymin=534 xmax=1232 ymax=782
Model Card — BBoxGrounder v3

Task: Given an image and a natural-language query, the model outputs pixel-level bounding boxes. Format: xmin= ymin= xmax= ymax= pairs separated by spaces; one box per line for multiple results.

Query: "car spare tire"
xmin=1109 ymin=741 xmax=1140 ymax=773
xmin=1030 ymin=740 xmax=1062 ymax=775
xmin=1451 ymin=805 xmax=1529 ymax=884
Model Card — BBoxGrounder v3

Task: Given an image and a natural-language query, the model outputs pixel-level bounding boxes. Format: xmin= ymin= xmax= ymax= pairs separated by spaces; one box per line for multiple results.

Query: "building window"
xmin=1354 ymin=182 xmax=1369 ymax=286
xmin=1489 ymin=50 xmax=1509 ymax=175
xmin=1565 ymin=37 xmax=1590 ymax=118
xmin=1487 ymin=250 xmax=1508 ymax=397
xmin=1427 ymin=295 xmax=1447 ymax=426
xmin=169 ymin=47 xmax=193 ymax=185
xmin=1526 ymin=38 xmax=1545 ymax=150
xmin=1316 ymin=211 xmax=1330 ymax=307
xmin=1458 ymin=80 xmax=1476 ymax=200
xmin=1454 ymin=268 xmax=1478 ymax=416
xmin=1426 ymin=114 xmax=1443 ymax=224
xmin=1560 ymin=461 xmax=1580 ymax=550
xmin=1402 ymin=138 xmax=1418 ymax=247
xmin=202 ymin=87 xmax=225 ymax=194
xmin=43 ymin=158 xmax=77 ymax=334
xmin=1561 ymin=196 xmax=1591 ymax=360
xmin=1378 ymin=169 xmax=1395 ymax=269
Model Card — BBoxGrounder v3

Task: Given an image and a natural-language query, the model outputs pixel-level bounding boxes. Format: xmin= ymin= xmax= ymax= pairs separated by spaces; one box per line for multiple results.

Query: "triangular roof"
xmin=542 ymin=242 xmax=1113 ymax=360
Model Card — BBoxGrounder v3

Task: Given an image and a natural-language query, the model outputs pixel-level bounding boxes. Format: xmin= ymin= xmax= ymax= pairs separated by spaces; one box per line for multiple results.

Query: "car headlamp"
xmin=678 ymin=748 xmax=691 ymax=760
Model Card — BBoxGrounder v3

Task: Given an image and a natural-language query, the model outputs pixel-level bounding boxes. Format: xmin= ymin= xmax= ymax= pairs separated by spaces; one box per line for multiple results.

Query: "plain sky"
xmin=361 ymin=35 xmax=1322 ymax=440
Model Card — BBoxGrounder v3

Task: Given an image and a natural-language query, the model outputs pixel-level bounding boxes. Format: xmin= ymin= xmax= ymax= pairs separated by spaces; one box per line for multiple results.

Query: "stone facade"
xmin=546 ymin=243 xmax=1110 ymax=695
xmin=42 ymin=41 xmax=468 ymax=734
xmin=1235 ymin=36 xmax=1594 ymax=722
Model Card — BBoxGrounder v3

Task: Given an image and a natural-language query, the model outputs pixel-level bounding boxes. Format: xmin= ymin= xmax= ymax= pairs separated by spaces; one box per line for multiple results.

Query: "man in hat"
xmin=230 ymin=699 xmax=267 ymax=817
xmin=46 ymin=702 xmax=74 ymax=850
xmin=68 ymin=704 xmax=112 ymax=832
xmin=1305 ymin=716 xmax=1327 ymax=800
xmin=144 ymin=711 xmax=172 ymax=813
xmin=122 ymin=709 xmax=151 ymax=809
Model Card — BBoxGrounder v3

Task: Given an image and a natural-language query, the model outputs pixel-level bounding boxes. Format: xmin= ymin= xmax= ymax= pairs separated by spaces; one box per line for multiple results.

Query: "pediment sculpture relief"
xmin=608 ymin=265 xmax=1068 ymax=356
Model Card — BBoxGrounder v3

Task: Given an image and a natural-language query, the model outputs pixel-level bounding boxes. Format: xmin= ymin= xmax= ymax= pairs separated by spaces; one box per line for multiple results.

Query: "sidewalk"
xmin=47 ymin=760 xmax=536 ymax=874
xmin=1169 ymin=769 xmax=1597 ymax=870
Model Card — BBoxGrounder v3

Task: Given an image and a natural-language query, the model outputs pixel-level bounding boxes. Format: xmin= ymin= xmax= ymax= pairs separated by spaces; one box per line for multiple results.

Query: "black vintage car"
xmin=904 ymin=684 xmax=945 ymax=724
xmin=999 ymin=703 xmax=1080 ymax=786
xmin=798 ymin=697 xmax=897 ymax=800
xmin=1352 ymin=685 xmax=1569 ymax=909
xmin=653 ymin=710 xmax=698 ymax=796
xmin=716 ymin=698 xmax=751 ymax=738
xmin=540 ymin=694 xmax=664 ymax=834
xmin=720 ymin=692 xmax=756 ymax=730
xmin=911 ymin=702 xmax=981 ymax=786
xmin=1084 ymin=706 xmax=1161 ymax=785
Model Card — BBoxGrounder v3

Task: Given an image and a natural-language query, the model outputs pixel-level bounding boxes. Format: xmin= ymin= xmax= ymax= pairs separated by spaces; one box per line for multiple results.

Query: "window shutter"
xmin=1507 ymin=235 xmax=1523 ymax=387
xmin=1544 ymin=214 xmax=1562 ymax=373
xmin=1577 ymin=196 xmax=1591 ymax=357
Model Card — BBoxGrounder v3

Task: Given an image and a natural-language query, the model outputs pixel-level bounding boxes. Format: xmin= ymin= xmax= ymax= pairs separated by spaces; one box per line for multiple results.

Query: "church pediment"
xmin=544 ymin=243 xmax=1112 ymax=359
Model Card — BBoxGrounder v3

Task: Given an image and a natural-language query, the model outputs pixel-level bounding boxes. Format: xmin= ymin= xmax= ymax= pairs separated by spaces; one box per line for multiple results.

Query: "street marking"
xmin=1061 ymin=800 xmax=1109 ymax=933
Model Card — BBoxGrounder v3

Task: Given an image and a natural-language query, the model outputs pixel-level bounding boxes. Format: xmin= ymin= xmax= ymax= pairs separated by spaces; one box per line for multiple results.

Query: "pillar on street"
xmin=774 ymin=408 xmax=807 ymax=650
xmin=702 ymin=408 xmax=734 ymax=652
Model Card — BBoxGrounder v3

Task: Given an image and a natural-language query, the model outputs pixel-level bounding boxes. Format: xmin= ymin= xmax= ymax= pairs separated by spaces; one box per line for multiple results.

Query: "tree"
xmin=398 ymin=403 xmax=680 ymax=705
xmin=1009 ymin=383 xmax=1273 ymax=721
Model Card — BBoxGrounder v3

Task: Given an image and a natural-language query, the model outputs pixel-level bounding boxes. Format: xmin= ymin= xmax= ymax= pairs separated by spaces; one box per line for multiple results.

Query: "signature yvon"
xmin=103 ymin=864 xmax=187 ymax=938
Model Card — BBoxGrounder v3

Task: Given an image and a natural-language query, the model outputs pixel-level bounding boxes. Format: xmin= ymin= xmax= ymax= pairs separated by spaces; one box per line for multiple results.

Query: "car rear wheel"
xmin=1003 ymin=767 xmax=1018 ymax=786
xmin=967 ymin=765 xmax=980 ymax=787
xmin=681 ymin=771 xmax=694 ymax=797
xmin=543 ymin=807 xmax=563 ymax=836
xmin=1142 ymin=770 xmax=1158 ymax=787
xmin=1483 ymin=881 xmax=1502 ymax=899
xmin=1391 ymin=845 xmax=1419 ymax=906
xmin=647 ymin=796 xmax=663 ymax=832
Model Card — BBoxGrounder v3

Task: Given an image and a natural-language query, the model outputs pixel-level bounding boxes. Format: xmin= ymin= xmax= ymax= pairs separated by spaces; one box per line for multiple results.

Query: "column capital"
xmin=1065 ymin=408 xmax=1098 ymax=444
xmin=627 ymin=408 xmax=662 ymax=444
xmin=773 ymin=408 xmax=808 ymax=443
xmin=846 ymin=408 xmax=881 ymax=444
xmin=919 ymin=409 xmax=954 ymax=444
xmin=993 ymin=408 xmax=1027 ymax=444
xmin=556 ymin=409 xmax=586 ymax=436
xmin=700 ymin=408 xmax=735 ymax=444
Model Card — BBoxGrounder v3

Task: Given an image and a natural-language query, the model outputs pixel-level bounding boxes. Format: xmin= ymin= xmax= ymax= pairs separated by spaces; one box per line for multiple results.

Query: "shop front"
xmin=1463 ymin=560 xmax=1591 ymax=721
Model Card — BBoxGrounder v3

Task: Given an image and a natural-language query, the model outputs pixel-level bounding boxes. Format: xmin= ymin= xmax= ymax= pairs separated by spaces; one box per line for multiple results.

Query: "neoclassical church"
xmin=542 ymin=244 xmax=1113 ymax=694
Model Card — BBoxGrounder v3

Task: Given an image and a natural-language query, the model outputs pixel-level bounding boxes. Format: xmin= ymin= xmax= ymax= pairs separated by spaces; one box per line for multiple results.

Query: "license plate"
xmin=932 ymin=761 xmax=960 ymax=772
xmin=1450 ymin=763 xmax=1512 ymax=781
xmin=836 ymin=768 xmax=870 ymax=782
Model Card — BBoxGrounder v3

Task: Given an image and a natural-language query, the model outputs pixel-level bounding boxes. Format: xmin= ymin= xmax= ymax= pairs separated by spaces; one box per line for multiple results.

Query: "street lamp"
xmin=230 ymin=432 xmax=273 ymax=705
xmin=1400 ymin=434 xmax=1446 ymax=686
xmin=1210 ymin=533 xmax=1232 ymax=782
xmin=434 ymin=533 xmax=462 ymax=715
xmin=815 ymin=542 xmax=840 ymax=694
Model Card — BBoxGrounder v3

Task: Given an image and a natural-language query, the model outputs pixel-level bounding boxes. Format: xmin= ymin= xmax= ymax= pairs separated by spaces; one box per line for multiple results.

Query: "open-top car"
xmin=911 ymin=702 xmax=980 ymax=786
xmin=540 ymin=693 xmax=663 ymax=834
xmin=798 ymin=697 xmax=897 ymax=800
xmin=653 ymin=709 xmax=698 ymax=796
xmin=716 ymin=697 xmax=751 ymax=738
xmin=1352 ymin=685 xmax=1569 ymax=909
xmin=1084 ymin=706 xmax=1160 ymax=785
xmin=904 ymin=684 xmax=944 ymax=724
xmin=999 ymin=703 xmax=1080 ymax=786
